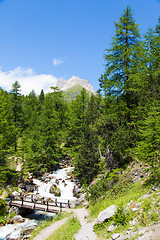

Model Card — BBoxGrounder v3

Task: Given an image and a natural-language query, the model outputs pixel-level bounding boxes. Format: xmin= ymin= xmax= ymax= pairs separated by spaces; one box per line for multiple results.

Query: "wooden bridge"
xmin=9 ymin=194 xmax=71 ymax=213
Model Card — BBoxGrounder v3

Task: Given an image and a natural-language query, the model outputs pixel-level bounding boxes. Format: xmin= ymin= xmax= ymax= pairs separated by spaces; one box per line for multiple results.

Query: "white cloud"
xmin=53 ymin=58 xmax=64 ymax=66
xmin=0 ymin=66 xmax=62 ymax=95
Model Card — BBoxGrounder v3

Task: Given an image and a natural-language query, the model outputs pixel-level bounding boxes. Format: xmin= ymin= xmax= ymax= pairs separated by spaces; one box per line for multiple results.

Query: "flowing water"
xmin=0 ymin=166 xmax=77 ymax=240
xmin=33 ymin=167 xmax=77 ymax=201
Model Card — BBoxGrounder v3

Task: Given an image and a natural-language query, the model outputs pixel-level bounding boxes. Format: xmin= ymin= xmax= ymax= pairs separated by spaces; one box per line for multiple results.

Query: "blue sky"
xmin=0 ymin=0 xmax=159 ymax=95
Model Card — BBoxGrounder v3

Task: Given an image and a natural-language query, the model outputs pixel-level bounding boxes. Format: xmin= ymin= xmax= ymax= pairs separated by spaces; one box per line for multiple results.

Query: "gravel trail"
xmin=32 ymin=217 xmax=68 ymax=240
xmin=73 ymin=208 xmax=97 ymax=240
xmin=32 ymin=207 xmax=97 ymax=240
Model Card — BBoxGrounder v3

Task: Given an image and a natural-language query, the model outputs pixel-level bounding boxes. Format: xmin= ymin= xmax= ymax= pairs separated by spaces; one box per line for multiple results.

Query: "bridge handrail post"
xmin=68 ymin=200 xmax=70 ymax=208
xmin=21 ymin=197 xmax=24 ymax=206
xmin=42 ymin=197 xmax=45 ymax=204
xmin=47 ymin=201 xmax=49 ymax=211
xmin=60 ymin=202 xmax=62 ymax=212
xmin=55 ymin=198 xmax=57 ymax=206
xmin=31 ymin=194 xmax=34 ymax=202
xmin=34 ymin=199 xmax=36 ymax=209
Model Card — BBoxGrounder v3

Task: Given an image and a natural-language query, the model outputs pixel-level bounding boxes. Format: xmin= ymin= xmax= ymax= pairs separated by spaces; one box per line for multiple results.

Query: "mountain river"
xmin=0 ymin=167 xmax=77 ymax=240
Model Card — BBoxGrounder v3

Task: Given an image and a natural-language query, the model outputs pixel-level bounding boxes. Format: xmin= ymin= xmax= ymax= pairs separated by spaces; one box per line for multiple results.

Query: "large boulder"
xmin=9 ymin=206 xmax=19 ymax=215
xmin=49 ymin=184 xmax=61 ymax=197
xmin=12 ymin=191 xmax=19 ymax=197
xmin=19 ymin=180 xmax=36 ymax=193
xmin=73 ymin=185 xmax=80 ymax=197
xmin=12 ymin=215 xmax=25 ymax=223
xmin=5 ymin=229 xmax=21 ymax=240
xmin=97 ymin=205 xmax=116 ymax=224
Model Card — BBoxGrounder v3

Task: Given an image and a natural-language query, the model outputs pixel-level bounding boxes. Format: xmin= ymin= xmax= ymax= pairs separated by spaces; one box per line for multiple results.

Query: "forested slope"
xmin=0 ymin=6 xmax=160 ymax=199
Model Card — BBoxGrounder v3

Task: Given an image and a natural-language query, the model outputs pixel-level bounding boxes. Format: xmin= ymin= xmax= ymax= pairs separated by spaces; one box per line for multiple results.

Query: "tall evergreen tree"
xmin=100 ymin=6 xmax=140 ymax=122
xmin=10 ymin=81 xmax=23 ymax=151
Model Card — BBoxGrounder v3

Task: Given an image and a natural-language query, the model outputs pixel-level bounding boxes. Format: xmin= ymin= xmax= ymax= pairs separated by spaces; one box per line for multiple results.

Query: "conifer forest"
xmin=0 ymin=6 xmax=160 ymax=191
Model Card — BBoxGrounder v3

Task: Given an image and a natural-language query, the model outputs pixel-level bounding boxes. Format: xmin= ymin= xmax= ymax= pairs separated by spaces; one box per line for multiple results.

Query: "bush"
xmin=86 ymin=178 xmax=109 ymax=201
xmin=113 ymin=203 xmax=129 ymax=226
xmin=0 ymin=199 xmax=8 ymax=224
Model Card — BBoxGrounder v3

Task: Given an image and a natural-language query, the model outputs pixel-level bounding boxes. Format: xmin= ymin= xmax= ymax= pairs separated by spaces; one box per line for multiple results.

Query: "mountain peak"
xmin=56 ymin=76 xmax=96 ymax=94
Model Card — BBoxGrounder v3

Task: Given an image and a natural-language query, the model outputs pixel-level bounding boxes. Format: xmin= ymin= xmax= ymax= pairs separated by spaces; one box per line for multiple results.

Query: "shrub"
xmin=0 ymin=199 xmax=8 ymax=224
xmin=113 ymin=203 xmax=129 ymax=226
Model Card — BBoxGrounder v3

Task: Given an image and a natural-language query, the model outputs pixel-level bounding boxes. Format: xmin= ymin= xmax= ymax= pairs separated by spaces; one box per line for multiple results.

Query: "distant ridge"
xmin=56 ymin=76 xmax=96 ymax=94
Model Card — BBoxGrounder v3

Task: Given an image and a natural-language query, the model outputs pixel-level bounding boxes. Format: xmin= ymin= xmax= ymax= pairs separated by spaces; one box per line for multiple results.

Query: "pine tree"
xmin=100 ymin=6 xmax=140 ymax=122
xmin=10 ymin=81 xmax=23 ymax=151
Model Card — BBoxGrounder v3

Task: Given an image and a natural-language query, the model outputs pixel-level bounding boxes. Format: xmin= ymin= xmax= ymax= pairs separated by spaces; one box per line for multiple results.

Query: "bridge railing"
xmin=9 ymin=194 xmax=71 ymax=213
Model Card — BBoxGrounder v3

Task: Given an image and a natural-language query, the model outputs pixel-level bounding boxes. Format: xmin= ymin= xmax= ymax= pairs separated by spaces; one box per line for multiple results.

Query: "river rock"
xmin=12 ymin=191 xmax=19 ymax=197
xmin=5 ymin=229 xmax=21 ymax=240
xmin=73 ymin=185 xmax=80 ymax=197
xmin=49 ymin=184 xmax=61 ymax=197
xmin=12 ymin=215 xmax=25 ymax=223
xmin=97 ymin=205 xmax=116 ymax=224
xmin=19 ymin=180 xmax=36 ymax=193
xmin=9 ymin=206 xmax=19 ymax=215
xmin=107 ymin=223 xmax=116 ymax=232
xmin=55 ymin=179 xmax=59 ymax=185
xmin=111 ymin=233 xmax=120 ymax=240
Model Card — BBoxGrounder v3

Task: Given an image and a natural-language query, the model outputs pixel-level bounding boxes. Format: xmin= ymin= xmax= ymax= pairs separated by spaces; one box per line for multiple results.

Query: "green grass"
xmin=89 ymin=167 xmax=160 ymax=239
xmin=46 ymin=216 xmax=81 ymax=240
xmin=29 ymin=212 xmax=72 ymax=240
xmin=89 ymin=180 xmax=149 ymax=219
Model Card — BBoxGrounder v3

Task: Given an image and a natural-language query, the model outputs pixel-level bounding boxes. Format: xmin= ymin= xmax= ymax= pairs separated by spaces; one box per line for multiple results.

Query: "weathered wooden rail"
xmin=9 ymin=195 xmax=71 ymax=213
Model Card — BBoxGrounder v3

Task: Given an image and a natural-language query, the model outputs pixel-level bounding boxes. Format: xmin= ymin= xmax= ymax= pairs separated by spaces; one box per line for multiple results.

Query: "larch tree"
xmin=100 ymin=6 xmax=141 ymax=123
xmin=10 ymin=81 xmax=23 ymax=151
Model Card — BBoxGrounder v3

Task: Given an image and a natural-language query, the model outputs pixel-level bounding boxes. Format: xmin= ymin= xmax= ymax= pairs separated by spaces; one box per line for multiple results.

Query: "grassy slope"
xmin=87 ymin=162 xmax=160 ymax=239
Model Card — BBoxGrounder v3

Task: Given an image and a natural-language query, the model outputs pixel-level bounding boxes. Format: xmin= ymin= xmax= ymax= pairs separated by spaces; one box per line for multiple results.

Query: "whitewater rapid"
xmin=0 ymin=166 xmax=77 ymax=240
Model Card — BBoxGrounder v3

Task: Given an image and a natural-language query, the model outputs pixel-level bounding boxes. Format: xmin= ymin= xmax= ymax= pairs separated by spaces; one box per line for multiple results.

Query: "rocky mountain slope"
xmin=56 ymin=76 xmax=96 ymax=94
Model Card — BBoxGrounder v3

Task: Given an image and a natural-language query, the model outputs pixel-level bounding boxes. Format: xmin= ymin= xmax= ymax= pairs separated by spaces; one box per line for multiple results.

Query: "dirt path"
xmin=73 ymin=208 xmax=97 ymax=240
xmin=32 ymin=217 xmax=68 ymax=240
xmin=32 ymin=207 xmax=97 ymax=240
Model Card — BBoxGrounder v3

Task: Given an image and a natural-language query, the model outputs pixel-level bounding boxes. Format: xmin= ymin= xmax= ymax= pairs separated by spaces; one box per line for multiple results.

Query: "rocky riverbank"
xmin=0 ymin=164 xmax=83 ymax=240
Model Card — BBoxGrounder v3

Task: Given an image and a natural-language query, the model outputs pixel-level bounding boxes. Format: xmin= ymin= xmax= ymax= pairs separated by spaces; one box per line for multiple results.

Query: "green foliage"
xmin=86 ymin=168 xmax=128 ymax=202
xmin=134 ymin=102 xmax=160 ymax=167
xmin=113 ymin=203 xmax=129 ymax=226
xmin=0 ymin=199 xmax=8 ymax=224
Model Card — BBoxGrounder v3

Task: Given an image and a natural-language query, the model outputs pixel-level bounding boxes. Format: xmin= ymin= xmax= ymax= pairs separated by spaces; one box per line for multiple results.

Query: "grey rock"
xmin=12 ymin=191 xmax=19 ymax=197
xmin=152 ymin=186 xmax=158 ymax=191
xmin=139 ymin=229 xmax=146 ymax=235
xmin=157 ymin=202 xmax=160 ymax=207
xmin=5 ymin=229 xmax=21 ymax=240
xmin=107 ymin=223 xmax=116 ymax=232
xmin=12 ymin=215 xmax=25 ymax=223
xmin=9 ymin=206 xmax=19 ymax=214
xmin=139 ymin=194 xmax=150 ymax=200
xmin=111 ymin=233 xmax=120 ymax=240
xmin=135 ymin=202 xmax=141 ymax=208
xmin=127 ymin=200 xmax=133 ymax=206
xmin=73 ymin=185 xmax=80 ymax=197
xmin=137 ymin=230 xmax=154 ymax=240
xmin=132 ymin=207 xmax=138 ymax=212
xmin=71 ymin=193 xmax=86 ymax=207
xmin=97 ymin=205 xmax=116 ymax=224
xmin=129 ymin=219 xmax=137 ymax=226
